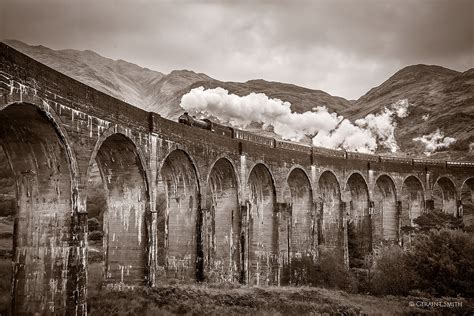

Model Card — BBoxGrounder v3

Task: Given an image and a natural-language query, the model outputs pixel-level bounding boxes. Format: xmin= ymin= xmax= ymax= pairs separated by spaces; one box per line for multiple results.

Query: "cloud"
xmin=181 ymin=87 xmax=409 ymax=153
xmin=413 ymin=129 xmax=456 ymax=156
xmin=1 ymin=0 xmax=472 ymax=99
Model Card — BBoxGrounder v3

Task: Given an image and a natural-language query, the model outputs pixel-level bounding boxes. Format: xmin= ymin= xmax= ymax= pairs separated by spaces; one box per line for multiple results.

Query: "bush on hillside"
xmin=88 ymin=230 xmax=103 ymax=241
xmin=406 ymin=229 xmax=474 ymax=297
xmin=369 ymin=228 xmax=474 ymax=297
xmin=413 ymin=209 xmax=464 ymax=232
xmin=370 ymin=246 xmax=413 ymax=296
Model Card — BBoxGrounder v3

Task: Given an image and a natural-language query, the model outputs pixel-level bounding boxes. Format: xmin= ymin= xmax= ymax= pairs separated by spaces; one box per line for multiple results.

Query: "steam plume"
xmin=180 ymin=87 xmax=409 ymax=153
xmin=413 ymin=129 xmax=456 ymax=156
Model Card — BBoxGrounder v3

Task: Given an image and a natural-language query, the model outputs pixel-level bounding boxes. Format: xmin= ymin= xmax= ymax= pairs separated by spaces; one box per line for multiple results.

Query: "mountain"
xmin=342 ymin=65 xmax=474 ymax=160
xmin=3 ymin=40 xmax=165 ymax=108
xmin=1 ymin=40 xmax=351 ymax=120
xmin=188 ymin=78 xmax=351 ymax=114
xmin=143 ymin=69 xmax=212 ymax=118
xmin=2 ymin=40 xmax=473 ymax=159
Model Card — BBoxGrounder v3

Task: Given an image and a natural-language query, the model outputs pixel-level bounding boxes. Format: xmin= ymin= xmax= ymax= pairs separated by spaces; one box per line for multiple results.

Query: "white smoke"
xmin=180 ymin=87 xmax=410 ymax=153
xmin=354 ymin=99 xmax=409 ymax=152
xmin=413 ymin=129 xmax=456 ymax=156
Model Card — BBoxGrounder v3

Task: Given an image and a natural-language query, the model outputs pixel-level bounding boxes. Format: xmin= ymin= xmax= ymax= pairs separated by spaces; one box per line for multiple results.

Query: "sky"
xmin=1 ymin=0 xmax=472 ymax=100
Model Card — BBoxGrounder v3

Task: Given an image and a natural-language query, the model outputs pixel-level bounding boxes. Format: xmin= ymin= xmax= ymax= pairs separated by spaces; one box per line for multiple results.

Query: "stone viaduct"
xmin=1 ymin=43 xmax=473 ymax=314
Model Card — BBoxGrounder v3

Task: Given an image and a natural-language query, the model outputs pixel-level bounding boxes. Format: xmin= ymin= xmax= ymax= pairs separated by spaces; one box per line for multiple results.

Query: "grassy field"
xmin=87 ymin=284 xmax=473 ymax=315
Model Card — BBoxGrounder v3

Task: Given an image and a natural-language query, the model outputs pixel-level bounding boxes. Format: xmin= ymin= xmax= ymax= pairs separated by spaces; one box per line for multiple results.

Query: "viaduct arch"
xmin=345 ymin=172 xmax=371 ymax=268
xmin=206 ymin=157 xmax=241 ymax=282
xmin=0 ymin=102 xmax=81 ymax=314
xmin=0 ymin=42 xmax=473 ymax=314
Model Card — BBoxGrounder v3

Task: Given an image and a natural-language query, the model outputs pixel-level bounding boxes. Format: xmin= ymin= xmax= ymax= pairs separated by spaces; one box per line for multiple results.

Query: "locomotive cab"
xmin=178 ymin=112 xmax=211 ymax=129
xmin=178 ymin=112 xmax=193 ymax=125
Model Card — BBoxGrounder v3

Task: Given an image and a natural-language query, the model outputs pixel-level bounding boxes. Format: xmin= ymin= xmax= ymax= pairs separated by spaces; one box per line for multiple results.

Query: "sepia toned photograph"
xmin=0 ymin=0 xmax=473 ymax=314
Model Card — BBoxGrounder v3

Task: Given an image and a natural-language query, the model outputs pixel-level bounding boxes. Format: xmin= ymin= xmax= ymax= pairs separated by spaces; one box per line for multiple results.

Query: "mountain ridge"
xmin=2 ymin=39 xmax=472 ymax=160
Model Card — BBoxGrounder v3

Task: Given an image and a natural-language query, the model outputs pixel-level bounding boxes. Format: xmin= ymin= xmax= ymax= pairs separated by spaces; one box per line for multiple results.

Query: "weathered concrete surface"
xmin=1 ymin=42 xmax=473 ymax=314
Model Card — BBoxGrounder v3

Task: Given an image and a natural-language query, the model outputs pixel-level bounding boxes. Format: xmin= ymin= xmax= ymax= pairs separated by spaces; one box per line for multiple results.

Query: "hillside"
xmin=343 ymin=65 xmax=474 ymax=160
xmin=186 ymin=78 xmax=352 ymax=115
xmin=2 ymin=40 xmax=472 ymax=159
xmin=1 ymin=40 xmax=352 ymax=119
xmin=2 ymin=40 xmax=165 ymax=108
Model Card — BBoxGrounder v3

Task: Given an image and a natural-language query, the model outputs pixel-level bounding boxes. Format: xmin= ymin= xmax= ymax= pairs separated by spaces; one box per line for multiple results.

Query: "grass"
xmin=87 ymin=283 xmax=473 ymax=315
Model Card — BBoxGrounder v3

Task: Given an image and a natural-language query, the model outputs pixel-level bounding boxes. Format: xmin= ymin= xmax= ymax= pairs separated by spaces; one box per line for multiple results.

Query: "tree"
xmin=407 ymin=229 xmax=474 ymax=297
xmin=413 ymin=210 xmax=464 ymax=233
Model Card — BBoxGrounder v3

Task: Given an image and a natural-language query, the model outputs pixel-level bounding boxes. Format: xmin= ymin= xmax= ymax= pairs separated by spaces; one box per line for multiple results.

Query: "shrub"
xmin=413 ymin=210 xmax=464 ymax=232
xmin=347 ymin=222 xmax=366 ymax=268
xmin=281 ymin=249 xmax=355 ymax=291
xmin=370 ymin=246 xmax=413 ymax=296
xmin=88 ymin=217 xmax=101 ymax=232
xmin=88 ymin=230 xmax=103 ymax=241
xmin=315 ymin=249 xmax=356 ymax=291
xmin=407 ymin=229 xmax=474 ymax=297
xmin=369 ymin=229 xmax=474 ymax=297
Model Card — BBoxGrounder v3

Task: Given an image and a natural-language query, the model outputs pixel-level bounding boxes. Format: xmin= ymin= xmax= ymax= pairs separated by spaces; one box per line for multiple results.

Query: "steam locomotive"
xmin=179 ymin=112 xmax=234 ymax=137
xmin=177 ymin=112 xmax=472 ymax=168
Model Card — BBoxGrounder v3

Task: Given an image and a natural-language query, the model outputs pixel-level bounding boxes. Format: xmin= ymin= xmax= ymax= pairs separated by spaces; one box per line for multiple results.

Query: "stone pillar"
xmin=276 ymin=202 xmax=291 ymax=285
xmin=457 ymin=200 xmax=463 ymax=218
xmin=147 ymin=134 xmax=158 ymax=286
xmin=316 ymin=201 xmax=324 ymax=247
xmin=240 ymin=202 xmax=250 ymax=284
xmin=368 ymin=201 xmax=374 ymax=252
xmin=66 ymin=210 xmax=88 ymax=316
xmin=196 ymin=193 xmax=204 ymax=281
xmin=340 ymin=201 xmax=349 ymax=268
xmin=425 ymin=172 xmax=433 ymax=203
xmin=426 ymin=199 xmax=435 ymax=212
xmin=276 ymin=203 xmax=290 ymax=262
xmin=396 ymin=200 xmax=403 ymax=246
xmin=311 ymin=201 xmax=318 ymax=257
xmin=370 ymin=200 xmax=383 ymax=249
xmin=199 ymin=203 xmax=209 ymax=281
